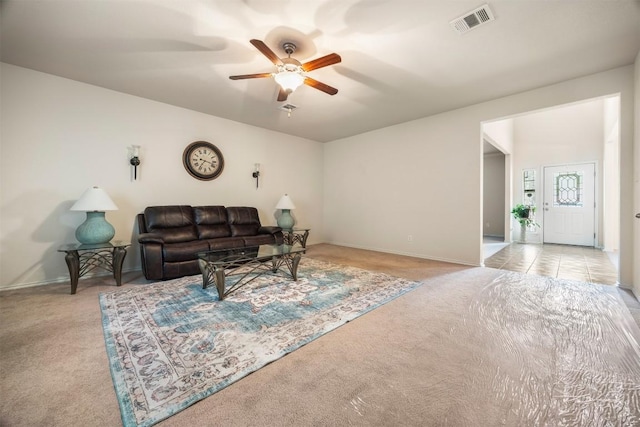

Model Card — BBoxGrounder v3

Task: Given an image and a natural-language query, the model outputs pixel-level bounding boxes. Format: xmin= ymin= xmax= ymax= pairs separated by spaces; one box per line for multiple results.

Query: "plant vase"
xmin=511 ymin=204 xmax=539 ymax=244
xmin=520 ymin=222 xmax=527 ymax=243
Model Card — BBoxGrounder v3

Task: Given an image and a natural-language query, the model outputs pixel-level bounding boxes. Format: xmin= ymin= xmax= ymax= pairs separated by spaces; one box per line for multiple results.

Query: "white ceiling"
xmin=2 ymin=0 xmax=639 ymax=142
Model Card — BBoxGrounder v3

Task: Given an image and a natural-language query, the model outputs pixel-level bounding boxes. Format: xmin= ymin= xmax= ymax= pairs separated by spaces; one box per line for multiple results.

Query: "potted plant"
xmin=511 ymin=204 xmax=539 ymax=242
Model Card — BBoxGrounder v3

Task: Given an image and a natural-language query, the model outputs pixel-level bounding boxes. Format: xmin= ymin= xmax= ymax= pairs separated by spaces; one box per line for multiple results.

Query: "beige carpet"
xmin=1 ymin=244 xmax=639 ymax=426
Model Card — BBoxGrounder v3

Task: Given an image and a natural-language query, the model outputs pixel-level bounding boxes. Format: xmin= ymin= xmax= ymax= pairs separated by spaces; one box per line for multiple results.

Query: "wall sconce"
xmin=252 ymin=163 xmax=260 ymax=189
xmin=129 ymin=145 xmax=141 ymax=180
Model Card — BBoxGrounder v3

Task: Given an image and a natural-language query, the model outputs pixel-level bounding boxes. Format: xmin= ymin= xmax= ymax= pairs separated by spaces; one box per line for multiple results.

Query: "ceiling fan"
xmin=229 ymin=39 xmax=341 ymax=102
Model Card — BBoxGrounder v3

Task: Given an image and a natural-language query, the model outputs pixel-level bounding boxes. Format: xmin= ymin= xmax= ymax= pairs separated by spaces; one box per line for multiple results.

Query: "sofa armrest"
xmin=138 ymin=232 xmax=165 ymax=244
xmin=137 ymin=233 xmax=165 ymax=280
xmin=258 ymin=226 xmax=282 ymax=235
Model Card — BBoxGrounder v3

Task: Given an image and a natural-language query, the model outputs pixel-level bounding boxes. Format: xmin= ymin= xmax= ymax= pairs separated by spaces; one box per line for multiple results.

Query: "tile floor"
xmin=484 ymin=241 xmax=619 ymax=286
xmin=483 ymin=240 xmax=640 ymax=325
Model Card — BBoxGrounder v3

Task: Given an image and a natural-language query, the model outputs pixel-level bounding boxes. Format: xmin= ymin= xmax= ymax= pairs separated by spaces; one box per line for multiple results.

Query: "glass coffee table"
xmin=197 ymin=244 xmax=306 ymax=300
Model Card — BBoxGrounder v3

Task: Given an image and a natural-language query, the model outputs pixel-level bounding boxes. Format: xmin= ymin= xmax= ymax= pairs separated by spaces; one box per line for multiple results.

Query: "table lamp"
xmin=70 ymin=186 xmax=119 ymax=244
xmin=275 ymin=194 xmax=296 ymax=229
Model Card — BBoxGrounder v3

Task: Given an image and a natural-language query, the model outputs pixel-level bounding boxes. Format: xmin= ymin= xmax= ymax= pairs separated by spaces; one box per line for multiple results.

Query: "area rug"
xmin=99 ymin=258 xmax=421 ymax=427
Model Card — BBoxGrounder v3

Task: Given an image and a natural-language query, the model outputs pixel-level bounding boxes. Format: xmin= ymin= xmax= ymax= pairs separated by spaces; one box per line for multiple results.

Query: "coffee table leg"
xmin=112 ymin=246 xmax=127 ymax=286
xmin=198 ymin=259 xmax=211 ymax=290
xmin=198 ymin=261 xmax=227 ymax=300
xmin=289 ymin=253 xmax=301 ymax=281
xmin=64 ymin=250 xmax=80 ymax=295
xmin=214 ymin=266 xmax=226 ymax=300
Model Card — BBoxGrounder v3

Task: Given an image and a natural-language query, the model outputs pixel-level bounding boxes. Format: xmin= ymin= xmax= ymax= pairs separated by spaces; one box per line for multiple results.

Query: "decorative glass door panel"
xmin=543 ymin=163 xmax=595 ymax=246
xmin=553 ymin=171 xmax=583 ymax=207
xmin=523 ymin=169 xmax=536 ymax=206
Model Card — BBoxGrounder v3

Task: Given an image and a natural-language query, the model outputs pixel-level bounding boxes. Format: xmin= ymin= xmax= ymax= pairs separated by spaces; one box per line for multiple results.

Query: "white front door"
xmin=543 ymin=163 xmax=596 ymax=246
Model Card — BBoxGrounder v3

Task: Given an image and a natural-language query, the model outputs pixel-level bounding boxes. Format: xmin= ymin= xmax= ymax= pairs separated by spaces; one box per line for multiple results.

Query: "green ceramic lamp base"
xmin=277 ymin=209 xmax=295 ymax=230
xmin=75 ymin=211 xmax=115 ymax=244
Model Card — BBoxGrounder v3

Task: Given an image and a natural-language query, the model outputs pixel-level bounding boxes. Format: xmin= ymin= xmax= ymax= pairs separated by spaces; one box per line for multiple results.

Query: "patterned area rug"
xmin=100 ymin=258 xmax=421 ymax=427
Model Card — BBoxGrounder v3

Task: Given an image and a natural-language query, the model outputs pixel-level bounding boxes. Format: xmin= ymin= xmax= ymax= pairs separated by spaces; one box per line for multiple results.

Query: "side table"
xmin=282 ymin=228 xmax=310 ymax=248
xmin=57 ymin=240 xmax=130 ymax=294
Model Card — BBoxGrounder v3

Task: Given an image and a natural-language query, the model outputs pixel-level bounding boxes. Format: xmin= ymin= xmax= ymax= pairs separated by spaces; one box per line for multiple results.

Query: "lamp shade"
xmin=275 ymin=194 xmax=296 ymax=210
xmin=70 ymin=186 xmax=118 ymax=212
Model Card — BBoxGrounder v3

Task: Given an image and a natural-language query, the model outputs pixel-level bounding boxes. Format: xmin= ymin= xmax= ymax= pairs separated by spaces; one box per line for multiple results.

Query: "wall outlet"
xmin=407 ymin=235 xmax=413 ymax=242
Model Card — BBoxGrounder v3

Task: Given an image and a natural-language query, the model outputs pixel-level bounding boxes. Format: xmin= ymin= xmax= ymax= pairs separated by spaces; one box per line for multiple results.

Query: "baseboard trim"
xmin=0 ymin=268 xmax=142 ymax=292
xmin=324 ymin=241 xmax=480 ymax=267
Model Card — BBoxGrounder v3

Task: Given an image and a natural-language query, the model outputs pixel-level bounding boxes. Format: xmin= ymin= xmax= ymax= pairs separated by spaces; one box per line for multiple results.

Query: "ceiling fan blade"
xmin=304 ymin=77 xmax=338 ymax=95
xmin=301 ymin=53 xmax=341 ymax=72
xmin=277 ymin=88 xmax=289 ymax=102
xmin=250 ymin=39 xmax=282 ymax=65
xmin=229 ymin=73 xmax=273 ymax=80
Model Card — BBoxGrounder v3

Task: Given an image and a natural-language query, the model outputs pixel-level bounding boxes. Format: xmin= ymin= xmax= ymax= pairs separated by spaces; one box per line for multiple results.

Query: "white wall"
xmin=324 ymin=113 xmax=483 ymax=265
xmin=511 ymin=99 xmax=605 ymax=244
xmin=324 ymin=65 xmax=636 ymax=288
xmin=603 ymin=96 xmax=621 ymax=253
xmin=634 ymin=50 xmax=640 ymax=298
xmin=0 ymin=63 xmax=324 ymax=290
xmin=483 ymin=152 xmax=505 ymax=238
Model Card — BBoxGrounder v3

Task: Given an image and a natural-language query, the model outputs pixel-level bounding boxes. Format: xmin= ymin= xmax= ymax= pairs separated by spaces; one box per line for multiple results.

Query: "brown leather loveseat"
xmin=137 ymin=205 xmax=283 ymax=280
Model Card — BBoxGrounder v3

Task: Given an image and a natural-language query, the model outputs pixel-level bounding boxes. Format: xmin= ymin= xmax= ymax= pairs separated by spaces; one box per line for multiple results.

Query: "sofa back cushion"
xmin=227 ymin=207 xmax=261 ymax=237
xmin=143 ymin=205 xmax=198 ymax=243
xmin=193 ymin=206 xmax=231 ymax=239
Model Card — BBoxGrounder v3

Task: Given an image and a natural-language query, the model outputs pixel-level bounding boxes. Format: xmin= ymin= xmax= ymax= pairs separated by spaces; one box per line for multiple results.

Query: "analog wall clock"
xmin=182 ymin=141 xmax=224 ymax=181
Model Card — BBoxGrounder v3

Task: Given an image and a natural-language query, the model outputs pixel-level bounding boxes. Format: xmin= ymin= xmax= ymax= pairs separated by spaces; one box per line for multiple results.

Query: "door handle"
xmin=636 ymin=213 xmax=640 ymax=219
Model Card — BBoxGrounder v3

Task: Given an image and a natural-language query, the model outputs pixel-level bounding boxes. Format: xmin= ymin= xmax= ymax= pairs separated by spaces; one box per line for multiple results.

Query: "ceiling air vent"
xmin=450 ymin=4 xmax=495 ymax=35
xmin=279 ymin=103 xmax=298 ymax=117
xmin=280 ymin=104 xmax=297 ymax=112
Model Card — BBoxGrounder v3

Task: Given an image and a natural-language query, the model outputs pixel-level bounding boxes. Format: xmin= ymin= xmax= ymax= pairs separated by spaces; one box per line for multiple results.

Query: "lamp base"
xmin=277 ymin=209 xmax=295 ymax=230
xmin=75 ymin=211 xmax=115 ymax=244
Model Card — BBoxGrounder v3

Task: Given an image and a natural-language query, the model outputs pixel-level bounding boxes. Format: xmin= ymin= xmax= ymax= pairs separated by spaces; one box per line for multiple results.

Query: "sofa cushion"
xmin=144 ymin=206 xmax=198 ymax=243
xmin=162 ymin=260 xmax=201 ymax=280
xmin=242 ymin=234 xmax=278 ymax=247
xmin=205 ymin=237 xmax=246 ymax=251
xmin=193 ymin=206 xmax=231 ymax=239
xmin=163 ymin=240 xmax=210 ymax=262
xmin=227 ymin=206 xmax=261 ymax=237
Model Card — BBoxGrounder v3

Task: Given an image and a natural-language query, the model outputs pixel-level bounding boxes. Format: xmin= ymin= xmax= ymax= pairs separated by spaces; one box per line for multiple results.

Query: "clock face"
xmin=183 ymin=141 xmax=224 ymax=180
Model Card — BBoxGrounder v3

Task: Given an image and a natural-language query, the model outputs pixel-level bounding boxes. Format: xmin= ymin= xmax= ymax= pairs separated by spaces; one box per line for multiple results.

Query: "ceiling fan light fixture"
xmin=229 ymin=39 xmax=340 ymax=100
xmin=274 ymin=67 xmax=304 ymax=92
